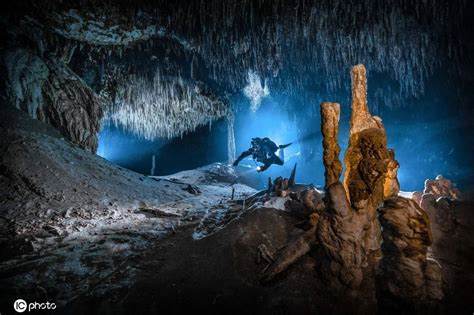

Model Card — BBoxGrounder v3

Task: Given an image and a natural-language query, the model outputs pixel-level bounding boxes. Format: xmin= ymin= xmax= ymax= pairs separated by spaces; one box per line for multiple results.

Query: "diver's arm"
xmin=233 ymin=149 xmax=252 ymax=166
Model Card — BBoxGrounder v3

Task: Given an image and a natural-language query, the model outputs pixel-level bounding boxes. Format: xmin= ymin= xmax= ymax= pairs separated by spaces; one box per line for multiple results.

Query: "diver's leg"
xmin=278 ymin=147 xmax=285 ymax=162
xmin=278 ymin=143 xmax=292 ymax=149
xmin=233 ymin=149 xmax=252 ymax=166
xmin=271 ymin=154 xmax=284 ymax=165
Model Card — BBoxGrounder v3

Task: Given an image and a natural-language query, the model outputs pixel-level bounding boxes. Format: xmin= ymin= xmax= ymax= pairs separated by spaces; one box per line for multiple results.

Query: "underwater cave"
xmin=0 ymin=0 xmax=473 ymax=314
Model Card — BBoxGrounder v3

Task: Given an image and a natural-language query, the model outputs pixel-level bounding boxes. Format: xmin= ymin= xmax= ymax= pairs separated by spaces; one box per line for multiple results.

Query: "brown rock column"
xmin=317 ymin=64 xmax=441 ymax=312
xmin=344 ymin=64 xmax=388 ymax=209
xmin=317 ymin=65 xmax=398 ymax=312
xmin=320 ymin=102 xmax=342 ymax=189
xmin=349 ymin=64 xmax=381 ymax=135
xmin=317 ymin=97 xmax=376 ymax=312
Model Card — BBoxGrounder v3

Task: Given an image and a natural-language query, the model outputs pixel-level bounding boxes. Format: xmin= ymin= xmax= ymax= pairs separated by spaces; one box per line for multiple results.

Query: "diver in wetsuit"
xmin=232 ymin=137 xmax=292 ymax=172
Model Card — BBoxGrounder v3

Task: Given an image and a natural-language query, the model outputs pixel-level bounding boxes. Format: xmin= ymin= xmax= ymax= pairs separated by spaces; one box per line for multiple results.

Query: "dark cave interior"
xmin=0 ymin=1 xmax=473 ymax=314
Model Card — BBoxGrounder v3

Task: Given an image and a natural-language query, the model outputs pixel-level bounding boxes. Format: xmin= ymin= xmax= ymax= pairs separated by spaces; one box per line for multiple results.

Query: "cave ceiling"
xmin=1 ymin=0 xmax=469 ymax=141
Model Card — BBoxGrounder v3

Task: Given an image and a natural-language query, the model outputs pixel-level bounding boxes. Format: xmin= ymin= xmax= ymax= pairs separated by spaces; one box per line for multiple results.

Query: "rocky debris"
xmin=191 ymin=200 xmax=247 ymax=240
xmin=378 ymin=197 xmax=443 ymax=311
xmin=423 ymin=175 xmax=462 ymax=201
xmin=218 ymin=167 xmax=324 ymax=283
xmin=261 ymin=223 xmax=317 ymax=283
xmin=267 ymin=164 xmax=297 ymax=197
xmin=182 ymin=184 xmax=201 ymax=195
xmin=421 ymin=194 xmax=458 ymax=234
xmin=415 ymin=175 xmax=462 ymax=237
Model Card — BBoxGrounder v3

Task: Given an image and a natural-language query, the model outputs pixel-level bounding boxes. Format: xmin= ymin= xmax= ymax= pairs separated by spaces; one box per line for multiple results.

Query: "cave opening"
xmin=97 ymin=117 xmax=229 ymax=176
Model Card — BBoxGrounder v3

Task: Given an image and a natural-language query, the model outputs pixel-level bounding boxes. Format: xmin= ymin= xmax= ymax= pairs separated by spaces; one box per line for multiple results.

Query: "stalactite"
xmin=102 ymin=69 xmax=230 ymax=140
xmin=227 ymin=114 xmax=236 ymax=163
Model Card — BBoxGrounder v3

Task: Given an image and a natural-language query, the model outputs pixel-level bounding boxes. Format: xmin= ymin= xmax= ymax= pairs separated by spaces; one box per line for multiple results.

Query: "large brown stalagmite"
xmin=326 ymin=64 xmax=442 ymax=311
xmin=317 ymin=96 xmax=377 ymax=310
xmin=343 ymin=64 xmax=389 ymax=209
xmin=316 ymin=65 xmax=442 ymax=313
xmin=342 ymin=65 xmax=397 ymax=287
xmin=317 ymin=64 xmax=398 ymax=312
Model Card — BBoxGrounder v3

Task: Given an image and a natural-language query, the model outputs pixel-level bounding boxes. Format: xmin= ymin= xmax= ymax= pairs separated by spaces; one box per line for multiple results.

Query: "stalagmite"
xmin=317 ymin=64 xmax=396 ymax=312
xmin=150 ymin=154 xmax=156 ymax=176
xmin=343 ymin=64 xmax=388 ymax=209
xmin=348 ymin=64 xmax=382 ymax=135
xmin=316 ymin=66 xmax=441 ymax=314
xmin=320 ymin=102 xmax=342 ymax=189
xmin=227 ymin=115 xmax=236 ymax=163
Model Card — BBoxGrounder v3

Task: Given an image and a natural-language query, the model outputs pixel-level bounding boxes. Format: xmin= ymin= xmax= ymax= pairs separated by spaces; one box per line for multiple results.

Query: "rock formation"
xmin=4 ymin=46 xmax=102 ymax=152
xmin=320 ymin=102 xmax=342 ymax=189
xmin=422 ymin=175 xmax=462 ymax=201
xmin=378 ymin=197 xmax=443 ymax=311
xmin=41 ymin=56 xmax=102 ymax=152
xmin=317 ymin=64 xmax=442 ymax=313
xmin=414 ymin=176 xmax=474 ymax=312
xmin=317 ymin=65 xmax=393 ymax=311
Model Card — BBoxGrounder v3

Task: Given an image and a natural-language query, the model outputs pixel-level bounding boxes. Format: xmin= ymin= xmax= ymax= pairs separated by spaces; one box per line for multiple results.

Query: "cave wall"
xmin=2 ymin=23 xmax=102 ymax=152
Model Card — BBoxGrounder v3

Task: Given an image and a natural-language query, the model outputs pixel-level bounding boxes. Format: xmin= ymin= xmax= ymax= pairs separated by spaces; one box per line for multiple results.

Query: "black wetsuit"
xmin=233 ymin=137 xmax=291 ymax=172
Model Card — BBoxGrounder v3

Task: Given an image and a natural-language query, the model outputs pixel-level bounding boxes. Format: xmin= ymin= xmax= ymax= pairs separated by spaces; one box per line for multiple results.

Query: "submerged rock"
xmin=378 ymin=197 xmax=443 ymax=311
xmin=416 ymin=176 xmax=474 ymax=312
xmin=423 ymin=175 xmax=462 ymax=201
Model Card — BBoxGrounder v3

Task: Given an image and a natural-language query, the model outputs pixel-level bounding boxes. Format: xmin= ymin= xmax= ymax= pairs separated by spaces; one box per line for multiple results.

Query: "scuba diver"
xmin=233 ymin=137 xmax=292 ymax=172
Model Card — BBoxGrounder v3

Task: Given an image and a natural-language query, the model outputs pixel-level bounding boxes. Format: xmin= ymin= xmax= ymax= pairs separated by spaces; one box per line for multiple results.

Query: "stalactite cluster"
xmin=102 ymin=69 xmax=230 ymax=140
